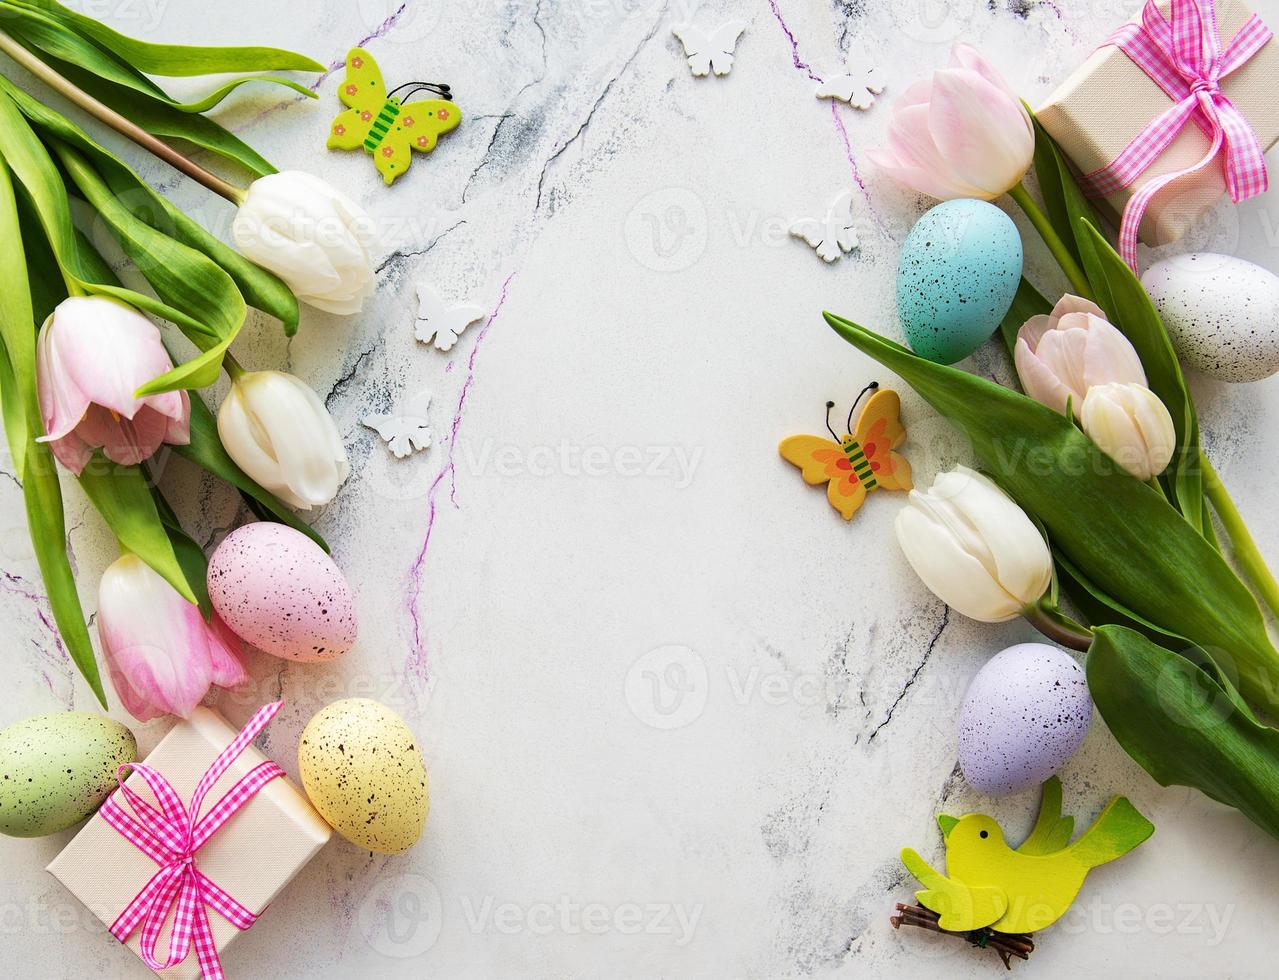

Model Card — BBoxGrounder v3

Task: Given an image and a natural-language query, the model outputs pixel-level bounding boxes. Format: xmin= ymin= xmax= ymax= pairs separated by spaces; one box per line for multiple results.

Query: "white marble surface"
xmin=2 ymin=0 xmax=1279 ymax=976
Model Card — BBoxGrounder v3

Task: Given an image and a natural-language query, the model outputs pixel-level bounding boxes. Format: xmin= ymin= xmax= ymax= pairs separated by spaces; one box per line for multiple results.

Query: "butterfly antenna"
xmin=388 ymin=81 xmax=454 ymax=101
xmin=846 ymin=381 xmax=880 ymax=433
xmin=824 ymin=401 xmax=841 ymax=441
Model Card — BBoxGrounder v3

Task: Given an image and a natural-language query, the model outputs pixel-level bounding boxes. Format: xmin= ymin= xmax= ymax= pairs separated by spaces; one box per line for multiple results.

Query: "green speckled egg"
xmin=298 ymin=699 xmax=428 ymax=854
xmin=0 ymin=712 xmax=136 ymax=837
xmin=896 ymin=200 xmax=1023 ymax=364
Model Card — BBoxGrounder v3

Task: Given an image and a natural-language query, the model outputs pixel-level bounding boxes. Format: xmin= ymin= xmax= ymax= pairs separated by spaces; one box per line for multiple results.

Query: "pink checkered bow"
xmin=98 ymin=701 xmax=286 ymax=980
xmin=1078 ymin=0 xmax=1272 ymax=269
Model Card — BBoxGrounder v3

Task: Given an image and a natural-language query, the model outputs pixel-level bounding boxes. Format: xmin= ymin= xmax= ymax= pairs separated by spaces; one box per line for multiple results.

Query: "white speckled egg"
xmin=298 ymin=699 xmax=429 ymax=853
xmin=897 ymin=200 xmax=1023 ymax=364
xmin=0 ymin=712 xmax=136 ymax=837
xmin=1142 ymin=252 xmax=1279 ymax=382
xmin=208 ymin=523 xmax=356 ymax=662
xmin=958 ymin=643 xmax=1091 ymax=796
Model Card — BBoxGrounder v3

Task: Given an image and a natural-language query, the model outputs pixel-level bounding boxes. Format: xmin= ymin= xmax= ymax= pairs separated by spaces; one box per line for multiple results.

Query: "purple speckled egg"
xmin=958 ymin=643 xmax=1092 ymax=796
xmin=208 ymin=523 xmax=356 ymax=662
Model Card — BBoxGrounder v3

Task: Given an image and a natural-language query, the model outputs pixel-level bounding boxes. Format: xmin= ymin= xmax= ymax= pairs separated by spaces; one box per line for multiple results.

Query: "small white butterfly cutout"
xmin=815 ymin=64 xmax=885 ymax=109
xmin=364 ymin=393 xmax=433 ymax=459
xmin=671 ymin=21 xmax=746 ymax=77
xmin=790 ymin=190 xmax=860 ymax=263
xmin=415 ymin=281 xmax=486 ymax=352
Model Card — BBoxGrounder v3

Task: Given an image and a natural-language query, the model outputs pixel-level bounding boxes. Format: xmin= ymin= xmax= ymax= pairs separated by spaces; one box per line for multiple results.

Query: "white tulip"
xmin=1080 ymin=382 xmax=1176 ymax=482
xmin=895 ymin=465 xmax=1053 ymax=623
xmin=217 ymin=371 xmax=349 ymax=510
xmin=232 ymin=171 xmax=376 ymax=315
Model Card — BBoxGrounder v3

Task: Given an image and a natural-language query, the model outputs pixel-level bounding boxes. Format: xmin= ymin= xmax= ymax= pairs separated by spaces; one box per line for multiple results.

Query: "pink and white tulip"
xmin=36 ymin=297 xmax=190 ymax=474
xmin=98 ymin=554 xmax=249 ymax=722
xmin=867 ymin=43 xmax=1034 ymax=201
xmin=1014 ymin=294 xmax=1148 ymax=419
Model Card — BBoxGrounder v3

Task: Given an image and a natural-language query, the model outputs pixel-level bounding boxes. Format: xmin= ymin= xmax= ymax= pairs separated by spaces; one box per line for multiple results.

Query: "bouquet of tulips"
xmin=0 ymin=2 xmax=376 ymax=707
xmin=841 ymin=46 xmax=1279 ymax=840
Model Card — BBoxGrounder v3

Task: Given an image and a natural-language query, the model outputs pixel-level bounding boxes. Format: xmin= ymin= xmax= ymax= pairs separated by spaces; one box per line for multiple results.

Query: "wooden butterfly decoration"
xmin=328 ymin=47 xmax=461 ymax=185
xmin=779 ymin=383 xmax=912 ymax=520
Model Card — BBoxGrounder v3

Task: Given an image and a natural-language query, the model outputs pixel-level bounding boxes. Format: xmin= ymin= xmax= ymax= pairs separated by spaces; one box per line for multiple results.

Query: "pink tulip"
xmin=98 ymin=554 xmax=249 ymax=722
xmin=867 ymin=43 xmax=1034 ymax=201
xmin=36 ymin=297 xmax=190 ymax=475
xmin=1014 ymin=294 xmax=1148 ymax=419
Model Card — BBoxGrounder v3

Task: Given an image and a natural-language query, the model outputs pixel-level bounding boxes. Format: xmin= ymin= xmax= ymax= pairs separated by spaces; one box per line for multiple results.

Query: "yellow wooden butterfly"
xmin=779 ymin=383 xmax=912 ymax=520
xmin=327 ymin=47 xmax=461 ymax=185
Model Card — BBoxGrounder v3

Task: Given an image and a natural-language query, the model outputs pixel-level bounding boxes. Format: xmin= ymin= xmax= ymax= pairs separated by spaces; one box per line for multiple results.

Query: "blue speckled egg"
xmin=958 ymin=643 xmax=1091 ymax=796
xmin=896 ymin=200 xmax=1022 ymax=364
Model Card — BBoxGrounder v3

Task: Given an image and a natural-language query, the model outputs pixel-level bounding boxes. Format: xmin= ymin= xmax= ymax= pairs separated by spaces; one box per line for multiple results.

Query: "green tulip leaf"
xmin=11 ymin=0 xmax=325 ymax=76
xmin=50 ymin=58 xmax=278 ymax=177
xmin=0 ymin=90 xmax=231 ymax=339
xmin=0 ymin=158 xmax=105 ymax=704
xmin=824 ymin=311 xmax=1279 ymax=713
xmin=55 ymin=141 xmax=245 ymax=339
xmin=0 ymin=76 xmax=298 ymax=333
xmin=76 ymin=456 xmax=197 ymax=604
xmin=1073 ymin=219 xmax=1204 ymax=528
xmin=1024 ymin=114 xmax=1205 ymax=531
xmin=147 ymin=479 xmax=211 ymax=618
xmin=135 ymin=333 xmax=236 ymax=395
xmin=1088 ymin=625 xmax=1279 ymax=841
xmin=998 ymin=276 xmax=1052 ymax=352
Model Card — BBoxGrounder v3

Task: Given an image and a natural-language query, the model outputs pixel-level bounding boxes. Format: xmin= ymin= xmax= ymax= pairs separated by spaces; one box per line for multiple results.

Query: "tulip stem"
xmin=223 ymin=352 xmax=246 ymax=381
xmin=1008 ymin=182 xmax=1095 ymax=302
xmin=1203 ymin=457 xmax=1279 ymax=622
xmin=1023 ymin=599 xmax=1093 ymax=652
xmin=1147 ymin=477 xmax=1169 ymax=503
xmin=0 ymin=31 xmax=247 ymax=205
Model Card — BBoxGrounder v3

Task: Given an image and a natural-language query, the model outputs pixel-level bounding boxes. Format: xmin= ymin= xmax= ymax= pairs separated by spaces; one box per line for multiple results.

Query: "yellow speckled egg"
xmin=298 ymin=699 xmax=428 ymax=853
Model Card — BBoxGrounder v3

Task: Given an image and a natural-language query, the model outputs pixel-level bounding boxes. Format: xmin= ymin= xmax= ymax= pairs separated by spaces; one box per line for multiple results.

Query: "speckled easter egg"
xmin=208 ymin=523 xmax=356 ymax=662
xmin=897 ymin=200 xmax=1023 ymax=364
xmin=1141 ymin=252 xmax=1279 ymax=382
xmin=0 ymin=712 xmax=136 ymax=837
xmin=958 ymin=643 xmax=1091 ymax=796
xmin=298 ymin=699 xmax=429 ymax=853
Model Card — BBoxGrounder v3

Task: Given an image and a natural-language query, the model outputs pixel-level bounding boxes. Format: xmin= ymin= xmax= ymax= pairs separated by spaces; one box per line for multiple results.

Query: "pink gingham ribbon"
xmin=1078 ymin=0 xmax=1272 ymax=269
xmin=98 ymin=702 xmax=286 ymax=980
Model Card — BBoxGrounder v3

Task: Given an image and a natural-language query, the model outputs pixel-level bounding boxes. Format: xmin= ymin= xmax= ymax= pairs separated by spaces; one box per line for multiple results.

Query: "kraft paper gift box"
xmin=1037 ymin=0 xmax=1279 ymax=246
xmin=47 ymin=707 xmax=331 ymax=979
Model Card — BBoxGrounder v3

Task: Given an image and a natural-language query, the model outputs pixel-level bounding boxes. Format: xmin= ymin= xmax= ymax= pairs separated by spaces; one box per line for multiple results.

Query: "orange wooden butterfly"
xmin=779 ymin=382 xmax=912 ymax=520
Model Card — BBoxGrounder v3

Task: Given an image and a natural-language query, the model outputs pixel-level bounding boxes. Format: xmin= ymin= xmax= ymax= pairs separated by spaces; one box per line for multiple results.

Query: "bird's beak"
xmin=936 ymin=814 xmax=959 ymax=838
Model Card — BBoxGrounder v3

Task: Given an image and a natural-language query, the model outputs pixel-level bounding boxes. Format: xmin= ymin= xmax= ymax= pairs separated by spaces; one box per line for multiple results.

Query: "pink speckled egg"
xmin=208 ymin=523 xmax=356 ymax=662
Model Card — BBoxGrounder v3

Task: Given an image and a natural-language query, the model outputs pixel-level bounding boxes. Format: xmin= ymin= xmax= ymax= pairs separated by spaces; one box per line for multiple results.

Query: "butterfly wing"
xmin=399 ymin=99 xmax=462 ymax=154
xmin=364 ymin=414 xmax=432 ymax=458
xmin=337 ymin=48 xmax=386 ymax=111
xmin=823 ymin=190 xmax=858 ymax=258
xmin=372 ymin=127 xmax=413 ymax=185
xmin=852 ymin=390 xmax=912 ymax=492
xmin=707 ymin=21 xmax=746 ymax=75
xmin=779 ymin=435 xmax=867 ymax=521
xmin=415 ymin=284 xmax=486 ymax=351
xmin=671 ymin=24 xmax=712 ymax=76
xmin=328 ymin=107 xmax=373 ymax=150
xmin=789 ymin=219 xmax=839 ymax=263
xmin=370 ymin=98 xmax=462 ymax=185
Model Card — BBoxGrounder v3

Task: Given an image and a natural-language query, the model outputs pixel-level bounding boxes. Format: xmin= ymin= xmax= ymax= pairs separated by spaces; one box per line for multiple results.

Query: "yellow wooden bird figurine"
xmin=901 ymin=778 xmax=1154 ymax=935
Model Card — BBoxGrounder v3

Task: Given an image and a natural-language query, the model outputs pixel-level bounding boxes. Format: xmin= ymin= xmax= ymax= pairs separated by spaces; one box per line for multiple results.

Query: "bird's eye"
xmin=979 ymin=830 xmax=989 ymax=839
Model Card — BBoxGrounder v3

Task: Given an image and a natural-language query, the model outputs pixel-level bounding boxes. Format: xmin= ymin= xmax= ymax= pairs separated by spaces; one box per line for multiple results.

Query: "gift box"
xmin=47 ymin=705 xmax=331 ymax=979
xmin=1037 ymin=0 xmax=1279 ymax=247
